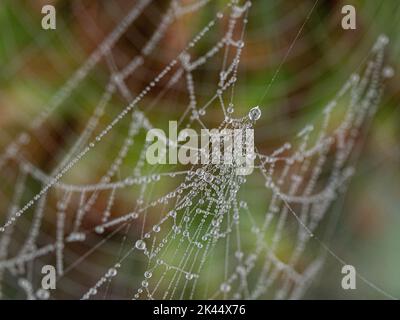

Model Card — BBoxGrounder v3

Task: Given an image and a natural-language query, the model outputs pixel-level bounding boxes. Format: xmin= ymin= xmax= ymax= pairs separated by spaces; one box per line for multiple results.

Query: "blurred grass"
xmin=0 ymin=0 xmax=399 ymax=299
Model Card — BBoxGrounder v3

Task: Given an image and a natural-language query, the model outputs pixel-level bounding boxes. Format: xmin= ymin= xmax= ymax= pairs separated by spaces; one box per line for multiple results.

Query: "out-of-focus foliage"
xmin=0 ymin=0 xmax=399 ymax=299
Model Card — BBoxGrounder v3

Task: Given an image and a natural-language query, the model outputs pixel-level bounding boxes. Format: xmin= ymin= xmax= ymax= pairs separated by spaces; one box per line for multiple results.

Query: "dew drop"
xmin=95 ymin=226 xmax=104 ymax=234
xmin=36 ymin=288 xmax=50 ymax=300
xmin=235 ymin=251 xmax=244 ymax=259
xmin=186 ymin=273 xmax=194 ymax=280
xmin=135 ymin=239 xmax=146 ymax=250
xmin=169 ymin=211 xmax=177 ymax=218
xmin=89 ymin=288 xmax=98 ymax=296
xmin=220 ymin=283 xmax=231 ymax=293
xmin=107 ymin=268 xmax=118 ymax=277
xmin=383 ymin=66 xmax=394 ymax=78
xmin=248 ymin=106 xmax=261 ymax=121
xmin=378 ymin=34 xmax=389 ymax=46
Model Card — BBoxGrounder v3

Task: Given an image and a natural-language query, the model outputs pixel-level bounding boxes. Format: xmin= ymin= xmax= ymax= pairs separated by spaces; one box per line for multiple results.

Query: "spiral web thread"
xmin=0 ymin=0 xmax=393 ymax=299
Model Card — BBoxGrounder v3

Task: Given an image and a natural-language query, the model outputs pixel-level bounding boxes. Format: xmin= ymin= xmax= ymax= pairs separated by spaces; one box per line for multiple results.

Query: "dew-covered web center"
xmin=0 ymin=0 xmax=395 ymax=300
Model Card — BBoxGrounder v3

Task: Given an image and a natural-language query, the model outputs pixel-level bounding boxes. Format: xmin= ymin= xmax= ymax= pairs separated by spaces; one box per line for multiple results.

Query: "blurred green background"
xmin=0 ymin=0 xmax=399 ymax=299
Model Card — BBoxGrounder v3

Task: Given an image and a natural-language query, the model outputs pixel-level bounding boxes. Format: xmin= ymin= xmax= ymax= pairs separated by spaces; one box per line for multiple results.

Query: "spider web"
xmin=0 ymin=0 xmax=394 ymax=300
